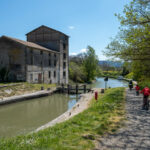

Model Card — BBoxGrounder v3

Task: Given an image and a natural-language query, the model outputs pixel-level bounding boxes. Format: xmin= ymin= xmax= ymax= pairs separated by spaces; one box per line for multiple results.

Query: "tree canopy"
xmin=104 ymin=0 xmax=150 ymax=80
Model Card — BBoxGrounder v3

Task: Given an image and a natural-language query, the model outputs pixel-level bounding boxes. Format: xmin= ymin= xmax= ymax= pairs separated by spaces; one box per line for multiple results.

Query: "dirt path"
xmin=96 ymin=89 xmax=150 ymax=150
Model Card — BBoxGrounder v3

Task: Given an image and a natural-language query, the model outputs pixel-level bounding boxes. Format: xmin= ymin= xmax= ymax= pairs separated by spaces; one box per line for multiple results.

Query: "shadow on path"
xmin=96 ymin=89 xmax=150 ymax=150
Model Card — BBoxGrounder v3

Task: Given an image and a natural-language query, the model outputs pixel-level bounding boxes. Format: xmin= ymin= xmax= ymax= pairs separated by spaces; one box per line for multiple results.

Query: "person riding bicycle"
xmin=135 ymin=84 xmax=140 ymax=96
xmin=140 ymin=87 xmax=150 ymax=110
xmin=129 ymin=80 xmax=133 ymax=91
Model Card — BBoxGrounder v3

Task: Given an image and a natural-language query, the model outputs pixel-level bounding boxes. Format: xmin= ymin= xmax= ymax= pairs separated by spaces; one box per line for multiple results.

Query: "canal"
xmin=0 ymin=77 xmax=128 ymax=138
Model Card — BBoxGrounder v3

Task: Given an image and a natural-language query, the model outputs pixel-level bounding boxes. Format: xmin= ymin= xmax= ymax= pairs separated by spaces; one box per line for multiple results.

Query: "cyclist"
xmin=135 ymin=84 xmax=140 ymax=96
xmin=129 ymin=80 xmax=133 ymax=91
xmin=140 ymin=87 xmax=150 ymax=110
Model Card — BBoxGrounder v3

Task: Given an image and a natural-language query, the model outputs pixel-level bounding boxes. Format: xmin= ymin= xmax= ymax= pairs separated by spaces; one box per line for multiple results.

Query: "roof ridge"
xmin=26 ymin=25 xmax=69 ymax=37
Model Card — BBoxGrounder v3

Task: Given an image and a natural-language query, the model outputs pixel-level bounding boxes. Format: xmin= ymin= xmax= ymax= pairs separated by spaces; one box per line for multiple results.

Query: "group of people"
xmin=129 ymin=80 xmax=150 ymax=110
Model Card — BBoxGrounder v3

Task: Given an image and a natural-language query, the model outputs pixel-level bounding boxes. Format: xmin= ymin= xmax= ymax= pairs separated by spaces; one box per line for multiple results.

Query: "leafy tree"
xmin=69 ymin=62 xmax=86 ymax=83
xmin=104 ymin=0 xmax=150 ymax=80
xmin=83 ymin=46 xmax=99 ymax=82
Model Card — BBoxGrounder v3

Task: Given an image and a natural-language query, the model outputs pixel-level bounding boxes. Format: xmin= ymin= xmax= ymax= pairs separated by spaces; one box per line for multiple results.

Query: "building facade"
xmin=0 ymin=25 xmax=69 ymax=84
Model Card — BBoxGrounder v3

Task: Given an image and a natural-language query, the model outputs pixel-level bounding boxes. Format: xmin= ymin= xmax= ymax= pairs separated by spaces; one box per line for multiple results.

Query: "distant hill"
xmin=99 ymin=61 xmax=123 ymax=68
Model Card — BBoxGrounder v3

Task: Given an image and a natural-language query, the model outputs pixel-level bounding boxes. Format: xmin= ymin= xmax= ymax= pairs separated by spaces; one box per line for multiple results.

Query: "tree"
xmin=104 ymin=0 xmax=150 ymax=80
xmin=83 ymin=46 xmax=99 ymax=82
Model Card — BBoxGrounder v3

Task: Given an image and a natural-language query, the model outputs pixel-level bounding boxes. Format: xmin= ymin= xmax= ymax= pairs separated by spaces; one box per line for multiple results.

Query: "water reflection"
xmin=0 ymin=94 xmax=78 ymax=138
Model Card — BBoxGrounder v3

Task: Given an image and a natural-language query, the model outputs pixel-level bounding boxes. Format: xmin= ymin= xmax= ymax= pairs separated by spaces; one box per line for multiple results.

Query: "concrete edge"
xmin=0 ymin=89 xmax=57 ymax=105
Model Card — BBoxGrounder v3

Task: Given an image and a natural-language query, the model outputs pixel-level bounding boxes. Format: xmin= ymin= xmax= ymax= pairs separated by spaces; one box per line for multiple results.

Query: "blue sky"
xmin=0 ymin=0 xmax=131 ymax=60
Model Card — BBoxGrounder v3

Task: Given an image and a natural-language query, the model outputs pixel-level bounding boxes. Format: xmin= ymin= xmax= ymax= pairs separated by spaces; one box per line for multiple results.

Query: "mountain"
xmin=99 ymin=61 xmax=123 ymax=68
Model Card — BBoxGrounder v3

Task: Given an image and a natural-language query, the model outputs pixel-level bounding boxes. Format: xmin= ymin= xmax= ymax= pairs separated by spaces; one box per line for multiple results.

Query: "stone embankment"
xmin=35 ymin=88 xmax=101 ymax=132
xmin=0 ymin=88 xmax=57 ymax=105
xmin=96 ymin=89 xmax=150 ymax=150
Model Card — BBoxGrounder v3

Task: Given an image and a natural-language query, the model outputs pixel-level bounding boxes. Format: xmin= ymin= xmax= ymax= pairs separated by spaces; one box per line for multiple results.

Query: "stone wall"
xmin=0 ymin=38 xmax=26 ymax=81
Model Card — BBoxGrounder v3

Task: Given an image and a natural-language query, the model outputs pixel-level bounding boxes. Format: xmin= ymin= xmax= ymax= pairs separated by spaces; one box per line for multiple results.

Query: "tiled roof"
xmin=1 ymin=36 xmax=59 ymax=53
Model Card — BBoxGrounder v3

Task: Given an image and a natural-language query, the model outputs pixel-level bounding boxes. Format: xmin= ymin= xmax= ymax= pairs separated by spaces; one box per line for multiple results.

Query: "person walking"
xmin=135 ymin=84 xmax=140 ymax=96
xmin=140 ymin=86 xmax=150 ymax=110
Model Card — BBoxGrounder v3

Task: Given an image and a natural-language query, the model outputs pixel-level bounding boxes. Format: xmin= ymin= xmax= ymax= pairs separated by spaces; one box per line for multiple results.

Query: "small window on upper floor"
xmin=63 ymin=62 xmax=66 ymax=69
xmin=40 ymin=51 xmax=43 ymax=55
xmin=63 ymin=53 xmax=66 ymax=59
xmin=30 ymin=50 xmax=33 ymax=54
xmin=54 ymin=54 xmax=56 ymax=58
xmin=63 ymin=71 xmax=66 ymax=78
xmin=63 ymin=43 xmax=66 ymax=50
xmin=31 ymin=56 xmax=33 ymax=65
xmin=49 ymin=59 xmax=51 ymax=66
xmin=49 ymin=53 xmax=51 ymax=57
xmin=54 ymin=60 xmax=56 ymax=67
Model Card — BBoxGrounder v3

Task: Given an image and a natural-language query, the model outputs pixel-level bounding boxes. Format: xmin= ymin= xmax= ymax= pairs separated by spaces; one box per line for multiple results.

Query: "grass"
xmin=0 ymin=82 xmax=56 ymax=98
xmin=0 ymin=87 xmax=125 ymax=150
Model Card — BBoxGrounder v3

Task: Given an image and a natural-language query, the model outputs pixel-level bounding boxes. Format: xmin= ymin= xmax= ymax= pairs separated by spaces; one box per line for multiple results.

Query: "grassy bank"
xmin=0 ymin=88 xmax=125 ymax=150
xmin=0 ymin=83 xmax=56 ymax=99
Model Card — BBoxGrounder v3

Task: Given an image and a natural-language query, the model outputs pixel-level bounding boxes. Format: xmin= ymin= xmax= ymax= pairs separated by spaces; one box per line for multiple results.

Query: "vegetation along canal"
xmin=0 ymin=77 xmax=128 ymax=138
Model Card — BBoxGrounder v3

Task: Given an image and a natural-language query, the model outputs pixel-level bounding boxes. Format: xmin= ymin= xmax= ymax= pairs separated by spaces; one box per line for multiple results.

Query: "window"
xmin=63 ymin=62 xmax=66 ymax=69
xmin=49 ymin=59 xmax=51 ymax=66
xmin=54 ymin=54 xmax=56 ymax=58
xmin=63 ymin=43 xmax=66 ymax=50
xmin=40 ymin=51 xmax=43 ymax=55
xmin=63 ymin=71 xmax=66 ymax=78
xmin=49 ymin=53 xmax=51 ymax=57
xmin=54 ymin=71 xmax=56 ymax=78
xmin=49 ymin=71 xmax=51 ymax=78
xmin=30 ymin=50 xmax=33 ymax=54
xmin=31 ymin=56 xmax=33 ymax=65
xmin=63 ymin=53 xmax=66 ymax=59
xmin=54 ymin=60 xmax=56 ymax=67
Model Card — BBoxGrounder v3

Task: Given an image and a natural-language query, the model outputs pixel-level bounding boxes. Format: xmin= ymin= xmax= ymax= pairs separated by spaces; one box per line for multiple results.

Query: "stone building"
xmin=0 ymin=25 xmax=69 ymax=84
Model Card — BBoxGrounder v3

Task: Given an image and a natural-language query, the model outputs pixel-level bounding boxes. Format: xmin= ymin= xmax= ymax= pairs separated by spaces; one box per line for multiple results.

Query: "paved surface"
xmin=96 ymin=89 xmax=150 ymax=150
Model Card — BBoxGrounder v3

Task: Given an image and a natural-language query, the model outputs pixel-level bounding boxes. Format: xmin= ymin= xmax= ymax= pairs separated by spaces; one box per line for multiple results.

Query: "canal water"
xmin=0 ymin=77 xmax=128 ymax=138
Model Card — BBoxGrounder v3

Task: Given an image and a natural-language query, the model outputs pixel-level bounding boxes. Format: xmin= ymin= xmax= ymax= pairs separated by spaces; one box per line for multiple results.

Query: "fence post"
xmin=84 ymin=84 xmax=86 ymax=93
xmin=76 ymin=84 xmax=78 ymax=94
xmin=67 ymin=84 xmax=70 ymax=94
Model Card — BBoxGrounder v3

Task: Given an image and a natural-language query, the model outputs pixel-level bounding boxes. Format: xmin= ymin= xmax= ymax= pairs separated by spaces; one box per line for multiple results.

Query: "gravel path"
xmin=96 ymin=89 xmax=150 ymax=150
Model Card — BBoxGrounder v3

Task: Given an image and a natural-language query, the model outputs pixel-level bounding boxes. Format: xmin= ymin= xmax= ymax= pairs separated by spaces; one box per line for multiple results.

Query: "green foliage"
xmin=0 ymin=88 xmax=125 ymax=150
xmin=104 ymin=0 xmax=150 ymax=81
xmin=69 ymin=62 xmax=86 ymax=83
xmin=103 ymin=71 xmax=121 ymax=78
xmin=138 ymin=78 xmax=150 ymax=89
xmin=69 ymin=46 xmax=100 ymax=83
xmin=83 ymin=46 xmax=99 ymax=82
xmin=125 ymin=72 xmax=134 ymax=79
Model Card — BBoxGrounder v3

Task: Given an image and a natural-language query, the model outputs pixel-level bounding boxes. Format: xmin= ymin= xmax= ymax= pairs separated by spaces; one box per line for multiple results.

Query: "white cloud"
xmin=70 ymin=52 xmax=77 ymax=56
xmin=80 ymin=48 xmax=87 ymax=53
xmin=68 ymin=26 xmax=75 ymax=30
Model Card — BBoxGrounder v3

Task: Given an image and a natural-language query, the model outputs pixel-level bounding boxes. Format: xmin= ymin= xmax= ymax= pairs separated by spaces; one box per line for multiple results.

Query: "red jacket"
xmin=135 ymin=85 xmax=140 ymax=91
xmin=140 ymin=87 xmax=150 ymax=96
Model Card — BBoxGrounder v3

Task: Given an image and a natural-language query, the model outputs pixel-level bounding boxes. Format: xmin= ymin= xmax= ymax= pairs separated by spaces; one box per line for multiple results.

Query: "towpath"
xmin=96 ymin=89 xmax=150 ymax=150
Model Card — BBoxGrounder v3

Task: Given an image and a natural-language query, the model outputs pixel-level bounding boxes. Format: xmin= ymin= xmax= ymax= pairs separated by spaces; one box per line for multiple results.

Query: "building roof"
xmin=1 ymin=36 xmax=59 ymax=53
xmin=26 ymin=25 xmax=69 ymax=37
